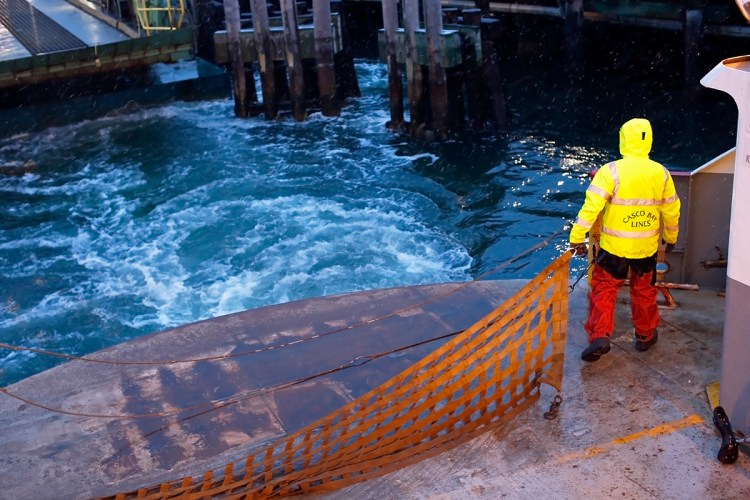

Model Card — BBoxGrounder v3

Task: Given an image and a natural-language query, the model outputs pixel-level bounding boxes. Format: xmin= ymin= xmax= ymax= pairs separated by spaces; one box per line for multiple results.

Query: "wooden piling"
xmin=683 ymin=0 xmax=704 ymax=96
xmin=302 ymin=58 xmax=320 ymax=100
xmin=446 ymin=65 xmax=465 ymax=132
xmin=461 ymin=9 xmax=485 ymax=129
xmin=250 ymin=0 xmax=278 ymax=119
xmin=382 ymin=0 xmax=404 ymax=129
xmin=280 ymin=0 xmax=306 ymax=121
xmin=274 ymin=60 xmax=291 ymax=104
xmin=194 ymin=0 xmax=223 ymax=63
xmin=403 ymin=0 xmax=424 ymax=136
xmin=331 ymin=0 xmax=361 ymax=100
xmin=474 ymin=0 xmax=490 ymax=16
xmin=313 ymin=0 xmax=340 ymax=116
xmin=222 ymin=0 xmax=248 ymax=117
xmin=463 ymin=8 xmax=482 ymax=26
xmin=423 ymin=0 xmax=449 ymax=139
xmin=244 ymin=64 xmax=261 ymax=116
xmin=481 ymin=18 xmax=508 ymax=132
xmin=444 ymin=5 xmax=464 ymax=129
xmin=443 ymin=8 xmax=460 ymax=25
xmin=563 ymin=0 xmax=584 ymax=80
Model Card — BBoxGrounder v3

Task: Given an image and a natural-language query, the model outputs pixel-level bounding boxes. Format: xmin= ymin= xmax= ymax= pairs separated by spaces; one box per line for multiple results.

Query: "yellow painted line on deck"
xmin=557 ymin=414 xmax=705 ymax=464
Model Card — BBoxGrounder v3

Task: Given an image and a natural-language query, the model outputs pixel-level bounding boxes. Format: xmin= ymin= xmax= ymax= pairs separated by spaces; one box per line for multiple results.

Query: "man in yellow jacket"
xmin=570 ymin=118 xmax=681 ymax=362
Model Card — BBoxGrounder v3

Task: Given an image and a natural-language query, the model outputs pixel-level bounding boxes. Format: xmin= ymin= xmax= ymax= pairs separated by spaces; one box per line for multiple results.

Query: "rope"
xmin=569 ymin=258 xmax=595 ymax=292
xmin=0 ymin=329 xmax=466 ymax=420
xmin=0 ymin=227 xmax=570 ymax=421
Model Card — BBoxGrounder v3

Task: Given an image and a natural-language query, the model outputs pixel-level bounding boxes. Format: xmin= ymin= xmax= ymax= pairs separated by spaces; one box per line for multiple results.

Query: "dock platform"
xmin=0 ymin=0 xmax=192 ymax=90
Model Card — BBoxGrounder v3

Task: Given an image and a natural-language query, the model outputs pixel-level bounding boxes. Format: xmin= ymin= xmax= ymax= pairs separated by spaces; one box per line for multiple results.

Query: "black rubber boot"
xmin=635 ymin=330 xmax=658 ymax=351
xmin=581 ymin=337 xmax=611 ymax=362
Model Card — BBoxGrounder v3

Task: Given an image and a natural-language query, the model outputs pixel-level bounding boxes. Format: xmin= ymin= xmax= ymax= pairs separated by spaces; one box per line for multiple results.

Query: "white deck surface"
xmin=0 ymin=0 xmax=128 ymax=60
xmin=0 ymin=24 xmax=30 ymax=61
xmin=30 ymin=0 xmax=129 ymax=45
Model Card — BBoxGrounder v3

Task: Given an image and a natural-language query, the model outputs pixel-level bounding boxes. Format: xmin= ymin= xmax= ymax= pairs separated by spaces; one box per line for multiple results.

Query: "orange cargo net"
xmin=104 ymin=252 xmax=571 ymax=499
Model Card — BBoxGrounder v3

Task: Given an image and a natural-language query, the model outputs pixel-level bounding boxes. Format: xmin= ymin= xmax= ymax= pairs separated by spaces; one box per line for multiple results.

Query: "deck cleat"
xmin=712 ymin=405 xmax=750 ymax=464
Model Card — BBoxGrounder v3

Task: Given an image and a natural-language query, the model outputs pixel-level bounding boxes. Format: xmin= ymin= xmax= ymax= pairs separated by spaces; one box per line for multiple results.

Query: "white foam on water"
xmin=203 ymin=269 xmax=264 ymax=318
xmin=186 ymin=192 xmax=472 ymax=319
xmin=0 ymin=288 xmax=82 ymax=332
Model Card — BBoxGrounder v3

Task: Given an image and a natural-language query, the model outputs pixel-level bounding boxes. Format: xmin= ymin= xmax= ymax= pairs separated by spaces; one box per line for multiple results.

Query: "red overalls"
xmin=584 ymin=249 xmax=659 ymax=343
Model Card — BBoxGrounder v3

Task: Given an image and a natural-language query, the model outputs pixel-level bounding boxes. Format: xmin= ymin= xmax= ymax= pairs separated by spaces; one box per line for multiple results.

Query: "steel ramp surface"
xmin=0 ymin=0 xmax=86 ymax=54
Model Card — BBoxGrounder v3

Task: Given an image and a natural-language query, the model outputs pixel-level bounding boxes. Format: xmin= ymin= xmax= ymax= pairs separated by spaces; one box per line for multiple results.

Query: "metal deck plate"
xmin=0 ymin=0 xmax=86 ymax=54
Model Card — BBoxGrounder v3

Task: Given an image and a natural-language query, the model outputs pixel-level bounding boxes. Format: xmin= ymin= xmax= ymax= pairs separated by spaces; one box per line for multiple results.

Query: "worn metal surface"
xmin=669 ymin=150 xmax=733 ymax=291
xmin=0 ymin=279 xmax=524 ymax=499
xmin=721 ymin=276 xmax=750 ymax=439
xmin=2 ymin=274 xmax=747 ymax=500
xmin=0 ymin=0 xmax=86 ymax=54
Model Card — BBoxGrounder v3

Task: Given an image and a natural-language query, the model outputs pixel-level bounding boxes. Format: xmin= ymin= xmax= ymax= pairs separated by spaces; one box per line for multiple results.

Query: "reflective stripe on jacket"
xmin=570 ymin=118 xmax=681 ymax=259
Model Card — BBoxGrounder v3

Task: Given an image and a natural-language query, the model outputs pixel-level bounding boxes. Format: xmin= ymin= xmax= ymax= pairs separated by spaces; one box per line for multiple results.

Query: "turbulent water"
xmin=0 ymin=60 xmax=737 ymax=386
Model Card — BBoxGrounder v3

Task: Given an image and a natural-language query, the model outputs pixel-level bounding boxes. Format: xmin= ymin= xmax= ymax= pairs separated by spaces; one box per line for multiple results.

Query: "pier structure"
xmin=212 ymin=0 xmax=361 ymax=120
xmin=378 ymin=0 xmax=509 ymax=139
xmin=371 ymin=0 xmax=750 ymax=139
xmin=436 ymin=0 xmax=750 ymax=85
xmin=0 ymin=0 xmax=192 ymax=92
xmin=3 ymin=1 xmax=750 ymax=134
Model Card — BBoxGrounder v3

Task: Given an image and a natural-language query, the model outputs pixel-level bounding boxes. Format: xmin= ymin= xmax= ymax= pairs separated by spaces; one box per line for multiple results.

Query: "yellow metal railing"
xmin=133 ymin=0 xmax=186 ymax=35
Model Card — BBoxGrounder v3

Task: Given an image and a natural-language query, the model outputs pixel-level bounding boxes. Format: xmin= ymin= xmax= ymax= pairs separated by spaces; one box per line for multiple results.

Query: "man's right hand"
xmin=570 ymin=243 xmax=587 ymax=256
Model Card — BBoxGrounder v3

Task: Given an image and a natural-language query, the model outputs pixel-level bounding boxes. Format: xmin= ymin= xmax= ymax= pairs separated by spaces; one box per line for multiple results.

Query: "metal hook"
xmin=544 ymin=394 xmax=563 ymax=420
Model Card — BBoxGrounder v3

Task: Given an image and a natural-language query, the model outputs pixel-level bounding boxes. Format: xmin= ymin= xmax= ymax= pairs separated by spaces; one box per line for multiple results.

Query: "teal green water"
xmin=0 ymin=60 xmax=737 ymax=386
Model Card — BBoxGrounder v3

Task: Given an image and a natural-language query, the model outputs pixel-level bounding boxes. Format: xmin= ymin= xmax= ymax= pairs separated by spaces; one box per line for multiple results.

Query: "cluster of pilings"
xmin=379 ymin=0 xmax=509 ymax=140
xmin=209 ymin=0 xmax=714 ymax=135
xmin=214 ymin=0 xmax=360 ymax=120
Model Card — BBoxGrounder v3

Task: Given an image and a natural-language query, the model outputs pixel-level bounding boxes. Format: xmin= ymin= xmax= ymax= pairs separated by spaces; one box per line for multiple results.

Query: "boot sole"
xmin=635 ymin=340 xmax=657 ymax=351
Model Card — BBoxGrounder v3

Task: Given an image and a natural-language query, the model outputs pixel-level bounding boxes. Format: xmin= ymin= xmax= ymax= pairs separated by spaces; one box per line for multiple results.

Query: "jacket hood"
xmin=619 ymin=118 xmax=652 ymax=158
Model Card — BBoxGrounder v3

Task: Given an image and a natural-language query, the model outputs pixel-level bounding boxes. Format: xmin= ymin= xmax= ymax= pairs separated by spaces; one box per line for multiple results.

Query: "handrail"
xmin=133 ymin=0 xmax=186 ymax=35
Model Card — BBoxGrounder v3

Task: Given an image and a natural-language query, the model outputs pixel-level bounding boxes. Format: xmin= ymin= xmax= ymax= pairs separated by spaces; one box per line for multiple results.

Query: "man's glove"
xmin=570 ymin=243 xmax=587 ymax=256
xmin=662 ymin=239 xmax=675 ymax=252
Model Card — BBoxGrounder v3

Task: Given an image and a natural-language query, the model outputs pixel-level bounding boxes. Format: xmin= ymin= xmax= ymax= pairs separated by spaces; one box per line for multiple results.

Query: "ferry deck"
xmin=0 ymin=275 xmax=748 ymax=498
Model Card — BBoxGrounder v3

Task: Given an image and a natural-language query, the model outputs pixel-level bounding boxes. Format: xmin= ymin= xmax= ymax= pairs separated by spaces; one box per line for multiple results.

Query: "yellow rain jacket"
xmin=570 ymin=118 xmax=681 ymax=259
